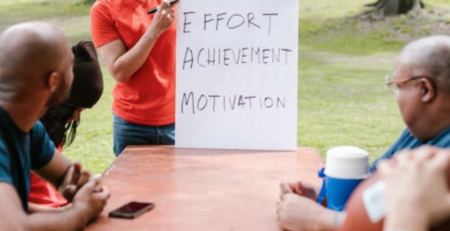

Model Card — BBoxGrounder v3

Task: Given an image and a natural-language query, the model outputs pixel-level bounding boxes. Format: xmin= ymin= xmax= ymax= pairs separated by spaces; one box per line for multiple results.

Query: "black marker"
xmin=147 ymin=0 xmax=179 ymax=14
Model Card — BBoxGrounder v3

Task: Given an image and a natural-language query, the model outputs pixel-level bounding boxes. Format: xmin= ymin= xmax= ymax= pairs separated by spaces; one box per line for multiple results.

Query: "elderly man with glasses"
xmin=276 ymin=35 xmax=450 ymax=231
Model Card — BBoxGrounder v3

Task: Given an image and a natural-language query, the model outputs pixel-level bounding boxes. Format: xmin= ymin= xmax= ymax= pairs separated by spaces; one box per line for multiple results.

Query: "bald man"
xmin=0 ymin=22 xmax=109 ymax=230
xmin=276 ymin=35 xmax=450 ymax=231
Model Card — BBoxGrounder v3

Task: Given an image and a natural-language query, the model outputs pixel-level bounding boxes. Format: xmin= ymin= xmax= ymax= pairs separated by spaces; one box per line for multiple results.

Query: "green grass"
xmin=1 ymin=0 xmax=450 ymax=172
xmin=297 ymin=52 xmax=404 ymax=163
xmin=297 ymin=0 xmax=450 ymax=161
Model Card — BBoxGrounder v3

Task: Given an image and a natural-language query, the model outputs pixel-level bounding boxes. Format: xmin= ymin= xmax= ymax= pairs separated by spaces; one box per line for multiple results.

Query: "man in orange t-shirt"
xmin=90 ymin=0 xmax=177 ymax=156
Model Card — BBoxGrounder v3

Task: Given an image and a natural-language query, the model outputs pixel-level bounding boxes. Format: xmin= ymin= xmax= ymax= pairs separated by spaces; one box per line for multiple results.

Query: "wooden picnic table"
xmin=85 ymin=145 xmax=324 ymax=231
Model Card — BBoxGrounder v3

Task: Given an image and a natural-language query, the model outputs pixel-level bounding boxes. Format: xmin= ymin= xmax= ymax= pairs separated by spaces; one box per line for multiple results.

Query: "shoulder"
xmin=398 ymin=128 xmax=414 ymax=140
xmin=429 ymin=125 xmax=450 ymax=148
xmin=91 ymin=0 xmax=117 ymax=21
xmin=91 ymin=0 xmax=111 ymax=16
xmin=29 ymin=122 xmax=55 ymax=169
xmin=370 ymin=128 xmax=417 ymax=171
xmin=30 ymin=121 xmax=47 ymax=138
xmin=92 ymin=0 xmax=111 ymax=9
xmin=391 ymin=128 xmax=417 ymax=148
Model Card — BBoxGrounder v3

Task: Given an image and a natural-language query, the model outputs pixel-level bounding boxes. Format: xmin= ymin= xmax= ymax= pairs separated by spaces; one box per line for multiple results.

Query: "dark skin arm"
xmin=0 ymin=180 xmax=109 ymax=231
xmin=33 ymin=148 xmax=91 ymax=201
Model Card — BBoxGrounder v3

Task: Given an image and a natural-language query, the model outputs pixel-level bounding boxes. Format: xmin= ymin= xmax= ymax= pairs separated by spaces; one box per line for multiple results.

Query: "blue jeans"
xmin=113 ymin=114 xmax=175 ymax=156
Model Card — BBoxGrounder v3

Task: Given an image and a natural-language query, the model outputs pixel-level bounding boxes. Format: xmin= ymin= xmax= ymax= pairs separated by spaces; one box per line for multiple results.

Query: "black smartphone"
xmin=147 ymin=0 xmax=179 ymax=14
xmin=108 ymin=201 xmax=155 ymax=219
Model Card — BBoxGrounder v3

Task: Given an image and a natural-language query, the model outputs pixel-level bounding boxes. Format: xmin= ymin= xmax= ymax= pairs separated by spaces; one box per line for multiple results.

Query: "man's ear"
xmin=47 ymin=71 xmax=60 ymax=93
xmin=421 ymin=78 xmax=436 ymax=102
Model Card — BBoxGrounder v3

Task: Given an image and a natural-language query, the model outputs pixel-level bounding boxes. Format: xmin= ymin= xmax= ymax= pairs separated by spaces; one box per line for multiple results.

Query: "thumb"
xmin=73 ymin=162 xmax=82 ymax=175
xmin=68 ymin=162 xmax=82 ymax=184
xmin=77 ymin=178 xmax=100 ymax=196
xmin=280 ymin=182 xmax=293 ymax=194
xmin=295 ymin=181 xmax=306 ymax=194
xmin=160 ymin=0 xmax=170 ymax=9
xmin=62 ymin=185 xmax=77 ymax=201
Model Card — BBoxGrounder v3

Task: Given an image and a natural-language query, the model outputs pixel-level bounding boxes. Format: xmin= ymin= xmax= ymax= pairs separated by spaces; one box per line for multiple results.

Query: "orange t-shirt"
xmin=28 ymin=173 xmax=67 ymax=208
xmin=90 ymin=0 xmax=176 ymax=126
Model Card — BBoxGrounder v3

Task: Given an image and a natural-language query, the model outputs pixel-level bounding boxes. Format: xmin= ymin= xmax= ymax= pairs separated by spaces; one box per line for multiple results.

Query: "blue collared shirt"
xmin=370 ymin=126 xmax=450 ymax=171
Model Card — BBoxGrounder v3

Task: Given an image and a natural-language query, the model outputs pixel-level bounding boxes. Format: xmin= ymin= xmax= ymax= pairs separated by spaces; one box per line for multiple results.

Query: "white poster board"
xmin=176 ymin=0 xmax=298 ymax=150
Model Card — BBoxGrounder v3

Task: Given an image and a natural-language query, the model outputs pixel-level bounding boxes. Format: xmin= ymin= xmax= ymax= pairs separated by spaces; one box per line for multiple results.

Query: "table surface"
xmin=85 ymin=146 xmax=324 ymax=231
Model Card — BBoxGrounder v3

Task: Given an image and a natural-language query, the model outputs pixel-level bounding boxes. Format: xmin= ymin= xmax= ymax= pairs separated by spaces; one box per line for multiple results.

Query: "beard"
xmin=46 ymin=74 xmax=71 ymax=108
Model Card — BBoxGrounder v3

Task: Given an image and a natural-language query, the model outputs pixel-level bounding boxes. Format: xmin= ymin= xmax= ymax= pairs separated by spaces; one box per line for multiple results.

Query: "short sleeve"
xmin=29 ymin=121 xmax=55 ymax=169
xmin=0 ymin=141 xmax=13 ymax=184
xmin=90 ymin=1 xmax=121 ymax=48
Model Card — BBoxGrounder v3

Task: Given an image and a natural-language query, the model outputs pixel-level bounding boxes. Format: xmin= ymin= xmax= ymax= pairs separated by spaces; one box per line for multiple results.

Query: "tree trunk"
xmin=364 ymin=0 xmax=382 ymax=8
xmin=365 ymin=0 xmax=424 ymax=17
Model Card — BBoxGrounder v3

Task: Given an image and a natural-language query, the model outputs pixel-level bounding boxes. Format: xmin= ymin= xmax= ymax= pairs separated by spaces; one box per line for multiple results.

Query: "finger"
xmin=295 ymin=181 xmax=308 ymax=195
xmin=429 ymin=149 xmax=450 ymax=172
xmin=94 ymin=185 xmax=111 ymax=201
xmin=93 ymin=173 xmax=102 ymax=180
xmin=394 ymin=149 xmax=414 ymax=167
xmin=167 ymin=0 xmax=179 ymax=8
xmin=377 ymin=159 xmax=396 ymax=178
xmin=280 ymin=182 xmax=293 ymax=194
xmin=77 ymin=177 xmax=100 ymax=196
xmin=94 ymin=181 xmax=105 ymax=192
xmin=168 ymin=10 xmax=175 ymax=20
xmin=92 ymin=174 xmax=104 ymax=192
xmin=62 ymin=185 xmax=77 ymax=200
xmin=160 ymin=0 xmax=170 ymax=10
xmin=76 ymin=171 xmax=91 ymax=188
xmin=69 ymin=162 xmax=82 ymax=185
xmin=414 ymin=145 xmax=439 ymax=162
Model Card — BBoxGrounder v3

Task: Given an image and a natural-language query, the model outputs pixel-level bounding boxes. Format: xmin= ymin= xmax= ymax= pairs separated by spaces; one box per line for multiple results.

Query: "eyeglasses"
xmin=385 ymin=75 xmax=432 ymax=95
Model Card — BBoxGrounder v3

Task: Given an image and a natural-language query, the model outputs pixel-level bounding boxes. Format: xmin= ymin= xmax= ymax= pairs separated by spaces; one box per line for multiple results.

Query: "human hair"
xmin=40 ymin=104 xmax=80 ymax=147
xmin=425 ymin=43 xmax=450 ymax=93
xmin=40 ymin=39 xmax=103 ymax=148
xmin=400 ymin=35 xmax=450 ymax=93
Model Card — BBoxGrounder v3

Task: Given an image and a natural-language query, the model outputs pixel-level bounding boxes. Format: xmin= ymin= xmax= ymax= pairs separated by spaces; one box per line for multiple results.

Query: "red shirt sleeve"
xmin=90 ymin=1 xmax=121 ymax=48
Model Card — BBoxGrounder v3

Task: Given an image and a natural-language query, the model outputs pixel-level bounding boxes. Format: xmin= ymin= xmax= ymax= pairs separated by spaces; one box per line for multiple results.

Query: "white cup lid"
xmin=324 ymin=146 xmax=370 ymax=179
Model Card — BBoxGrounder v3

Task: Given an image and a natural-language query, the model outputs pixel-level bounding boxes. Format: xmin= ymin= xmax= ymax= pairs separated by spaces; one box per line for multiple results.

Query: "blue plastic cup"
xmin=317 ymin=146 xmax=370 ymax=211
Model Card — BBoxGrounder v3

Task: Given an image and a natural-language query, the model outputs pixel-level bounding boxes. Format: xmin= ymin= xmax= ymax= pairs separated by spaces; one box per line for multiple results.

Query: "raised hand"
xmin=71 ymin=177 xmax=110 ymax=222
xmin=148 ymin=0 xmax=177 ymax=36
xmin=59 ymin=162 xmax=92 ymax=201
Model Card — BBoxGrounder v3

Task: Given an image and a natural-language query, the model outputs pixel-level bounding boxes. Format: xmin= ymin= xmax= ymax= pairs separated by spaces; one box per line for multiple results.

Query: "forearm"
xmin=28 ymin=202 xmax=60 ymax=213
xmin=25 ymin=204 xmax=90 ymax=231
xmin=319 ymin=210 xmax=345 ymax=231
xmin=384 ymin=211 xmax=428 ymax=231
xmin=34 ymin=149 xmax=72 ymax=189
xmin=111 ymin=29 xmax=161 ymax=83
